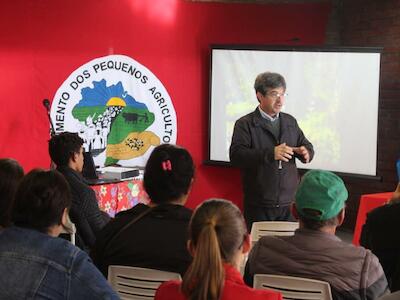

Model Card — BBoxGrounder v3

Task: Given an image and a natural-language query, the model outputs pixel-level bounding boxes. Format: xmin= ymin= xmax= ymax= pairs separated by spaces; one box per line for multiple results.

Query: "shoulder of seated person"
xmin=115 ymin=203 xmax=149 ymax=217
xmin=372 ymin=200 xmax=400 ymax=214
xmin=388 ymin=197 xmax=400 ymax=205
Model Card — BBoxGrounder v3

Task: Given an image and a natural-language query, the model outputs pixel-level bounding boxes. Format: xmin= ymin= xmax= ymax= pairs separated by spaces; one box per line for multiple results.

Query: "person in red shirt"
xmin=155 ymin=199 xmax=282 ymax=300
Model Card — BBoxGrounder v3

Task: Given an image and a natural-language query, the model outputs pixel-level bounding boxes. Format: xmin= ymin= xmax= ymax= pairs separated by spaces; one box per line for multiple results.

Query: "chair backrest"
xmin=250 ymin=221 xmax=299 ymax=246
xmin=254 ymin=274 xmax=333 ymax=300
xmin=108 ymin=265 xmax=182 ymax=300
xmin=61 ymin=214 xmax=76 ymax=245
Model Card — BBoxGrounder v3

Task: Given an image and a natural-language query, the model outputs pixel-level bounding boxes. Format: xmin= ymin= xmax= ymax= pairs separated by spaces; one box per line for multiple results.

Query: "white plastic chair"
xmin=254 ymin=274 xmax=333 ymax=300
xmin=61 ymin=215 xmax=76 ymax=245
xmin=108 ymin=265 xmax=182 ymax=300
xmin=250 ymin=221 xmax=299 ymax=246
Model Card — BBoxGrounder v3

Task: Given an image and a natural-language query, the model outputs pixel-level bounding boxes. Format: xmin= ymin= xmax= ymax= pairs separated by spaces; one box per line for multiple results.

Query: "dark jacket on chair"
xmin=360 ymin=201 xmax=400 ymax=292
xmin=57 ymin=166 xmax=110 ymax=251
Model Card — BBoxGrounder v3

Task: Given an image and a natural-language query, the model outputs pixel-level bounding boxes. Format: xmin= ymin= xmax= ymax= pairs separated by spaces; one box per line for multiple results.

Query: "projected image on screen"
xmin=209 ymin=47 xmax=381 ymax=176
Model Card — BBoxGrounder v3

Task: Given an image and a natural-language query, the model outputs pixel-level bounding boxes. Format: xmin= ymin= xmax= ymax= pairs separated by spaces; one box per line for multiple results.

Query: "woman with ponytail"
xmin=92 ymin=144 xmax=195 ymax=277
xmin=155 ymin=199 xmax=282 ymax=300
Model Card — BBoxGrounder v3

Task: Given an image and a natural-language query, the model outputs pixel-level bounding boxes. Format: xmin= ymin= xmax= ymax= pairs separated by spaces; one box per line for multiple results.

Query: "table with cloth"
xmin=91 ymin=178 xmax=150 ymax=217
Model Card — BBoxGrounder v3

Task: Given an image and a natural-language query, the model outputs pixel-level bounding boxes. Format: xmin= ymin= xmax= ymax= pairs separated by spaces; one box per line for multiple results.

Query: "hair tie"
xmin=162 ymin=160 xmax=172 ymax=171
xmin=206 ymin=218 xmax=217 ymax=228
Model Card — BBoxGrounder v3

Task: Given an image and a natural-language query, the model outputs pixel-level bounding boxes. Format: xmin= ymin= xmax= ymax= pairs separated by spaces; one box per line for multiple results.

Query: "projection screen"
xmin=208 ymin=46 xmax=381 ymax=177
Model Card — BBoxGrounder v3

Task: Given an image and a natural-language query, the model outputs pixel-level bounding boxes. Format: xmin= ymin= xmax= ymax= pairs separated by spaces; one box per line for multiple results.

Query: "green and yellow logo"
xmin=51 ymin=55 xmax=177 ymax=167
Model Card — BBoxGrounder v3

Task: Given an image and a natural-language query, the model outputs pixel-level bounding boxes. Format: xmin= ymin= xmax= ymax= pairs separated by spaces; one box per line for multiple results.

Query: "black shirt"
xmin=91 ymin=203 xmax=192 ymax=277
xmin=57 ymin=166 xmax=110 ymax=251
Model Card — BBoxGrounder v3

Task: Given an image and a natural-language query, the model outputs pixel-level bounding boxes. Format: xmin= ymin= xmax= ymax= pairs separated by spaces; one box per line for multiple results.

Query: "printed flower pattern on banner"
xmin=92 ymin=179 xmax=149 ymax=218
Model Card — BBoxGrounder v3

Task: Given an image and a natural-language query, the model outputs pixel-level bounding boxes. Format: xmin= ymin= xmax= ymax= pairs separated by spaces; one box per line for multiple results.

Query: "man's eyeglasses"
xmin=266 ymin=92 xmax=288 ymax=100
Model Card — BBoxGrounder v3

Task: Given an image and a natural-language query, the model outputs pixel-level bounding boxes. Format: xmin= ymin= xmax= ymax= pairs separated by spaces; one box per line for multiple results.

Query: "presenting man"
xmin=230 ymin=72 xmax=314 ymax=230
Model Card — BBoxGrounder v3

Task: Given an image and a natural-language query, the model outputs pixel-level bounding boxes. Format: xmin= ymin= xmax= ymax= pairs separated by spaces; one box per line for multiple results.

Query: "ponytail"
xmin=182 ymin=199 xmax=247 ymax=300
xmin=182 ymin=220 xmax=224 ymax=300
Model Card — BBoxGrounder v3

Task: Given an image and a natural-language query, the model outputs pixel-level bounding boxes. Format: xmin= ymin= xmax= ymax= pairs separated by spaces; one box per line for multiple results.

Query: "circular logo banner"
xmin=51 ymin=54 xmax=177 ymax=167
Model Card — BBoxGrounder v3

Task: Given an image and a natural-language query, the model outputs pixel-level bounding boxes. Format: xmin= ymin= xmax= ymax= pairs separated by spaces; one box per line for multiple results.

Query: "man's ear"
xmin=291 ymin=202 xmax=299 ymax=220
xmin=63 ymin=208 xmax=68 ymax=223
xmin=186 ymin=178 xmax=194 ymax=195
xmin=242 ymin=234 xmax=251 ymax=254
xmin=71 ymin=152 xmax=78 ymax=163
xmin=187 ymin=240 xmax=195 ymax=257
xmin=60 ymin=208 xmax=68 ymax=227
xmin=337 ymin=208 xmax=345 ymax=226
xmin=256 ymin=92 xmax=263 ymax=103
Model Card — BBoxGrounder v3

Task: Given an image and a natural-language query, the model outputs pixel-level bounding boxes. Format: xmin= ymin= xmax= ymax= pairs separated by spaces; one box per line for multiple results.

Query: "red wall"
xmin=0 ymin=0 xmax=330 ymax=210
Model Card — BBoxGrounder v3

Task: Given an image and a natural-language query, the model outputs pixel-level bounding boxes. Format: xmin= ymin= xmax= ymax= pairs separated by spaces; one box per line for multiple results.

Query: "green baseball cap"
xmin=295 ymin=170 xmax=348 ymax=221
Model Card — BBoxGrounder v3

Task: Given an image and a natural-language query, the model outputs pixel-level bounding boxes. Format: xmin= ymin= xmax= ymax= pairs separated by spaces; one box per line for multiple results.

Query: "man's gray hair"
xmin=254 ymin=72 xmax=286 ymax=95
xmin=299 ymin=208 xmax=342 ymax=230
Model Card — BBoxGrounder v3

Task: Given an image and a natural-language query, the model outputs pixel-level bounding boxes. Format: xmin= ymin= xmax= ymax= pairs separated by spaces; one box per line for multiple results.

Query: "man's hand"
xmin=293 ymin=146 xmax=310 ymax=163
xmin=274 ymin=143 xmax=293 ymax=162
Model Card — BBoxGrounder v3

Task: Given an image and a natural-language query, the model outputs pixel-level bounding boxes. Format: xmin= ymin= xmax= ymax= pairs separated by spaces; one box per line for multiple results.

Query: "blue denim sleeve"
xmin=69 ymin=249 xmax=119 ymax=299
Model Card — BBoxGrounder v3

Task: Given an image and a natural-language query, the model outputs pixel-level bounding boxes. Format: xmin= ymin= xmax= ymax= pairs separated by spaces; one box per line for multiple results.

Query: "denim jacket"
xmin=0 ymin=226 xmax=119 ymax=299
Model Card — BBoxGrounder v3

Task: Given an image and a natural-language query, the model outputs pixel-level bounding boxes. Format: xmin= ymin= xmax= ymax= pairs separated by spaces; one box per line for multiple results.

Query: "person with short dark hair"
xmin=92 ymin=144 xmax=194 ymax=277
xmin=155 ymin=199 xmax=282 ymax=300
xmin=244 ymin=170 xmax=389 ymax=299
xmin=360 ymin=182 xmax=400 ymax=291
xmin=0 ymin=158 xmax=24 ymax=228
xmin=230 ymin=71 xmax=314 ymax=230
xmin=0 ymin=169 xmax=118 ymax=299
xmin=49 ymin=132 xmax=110 ymax=251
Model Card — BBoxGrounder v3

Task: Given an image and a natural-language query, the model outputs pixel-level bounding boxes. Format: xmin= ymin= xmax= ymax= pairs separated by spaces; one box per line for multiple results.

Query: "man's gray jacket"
xmin=244 ymin=228 xmax=389 ymax=299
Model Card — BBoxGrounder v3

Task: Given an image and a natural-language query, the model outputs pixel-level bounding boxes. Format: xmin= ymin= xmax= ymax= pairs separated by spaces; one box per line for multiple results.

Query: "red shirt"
xmin=155 ymin=264 xmax=282 ymax=300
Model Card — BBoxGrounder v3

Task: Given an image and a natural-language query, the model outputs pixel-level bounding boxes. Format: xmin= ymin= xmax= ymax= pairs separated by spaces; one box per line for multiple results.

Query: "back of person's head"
xmin=295 ymin=169 xmax=348 ymax=230
xmin=0 ymin=158 xmax=24 ymax=227
xmin=182 ymin=199 xmax=247 ymax=300
xmin=254 ymin=71 xmax=286 ymax=96
xmin=48 ymin=132 xmax=83 ymax=167
xmin=143 ymin=144 xmax=194 ymax=204
xmin=12 ymin=169 xmax=71 ymax=233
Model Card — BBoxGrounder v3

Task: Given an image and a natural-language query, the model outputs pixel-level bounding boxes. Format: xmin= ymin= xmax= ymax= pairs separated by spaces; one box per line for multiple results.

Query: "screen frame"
xmin=205 ymin=44 xmax=383 ymax=180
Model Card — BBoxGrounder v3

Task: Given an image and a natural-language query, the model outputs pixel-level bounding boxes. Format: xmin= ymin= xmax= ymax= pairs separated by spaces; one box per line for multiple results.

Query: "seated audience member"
xmin=155 ymin=199 xmax=282 ymax=300
xmin=0 ymin=158 xmax=23 ymax=229
xmin=0 ymin=169 xmax=118 ymax=299
xmin=360 ymin=182 xmax=400 ymax=291
xmin=245 ymin=169 xmax=389 ymax=300
xmin=92 ymin=144 xmax=194 ymax=277
xmin=49 ymin=132 xmax=110 ymax=251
